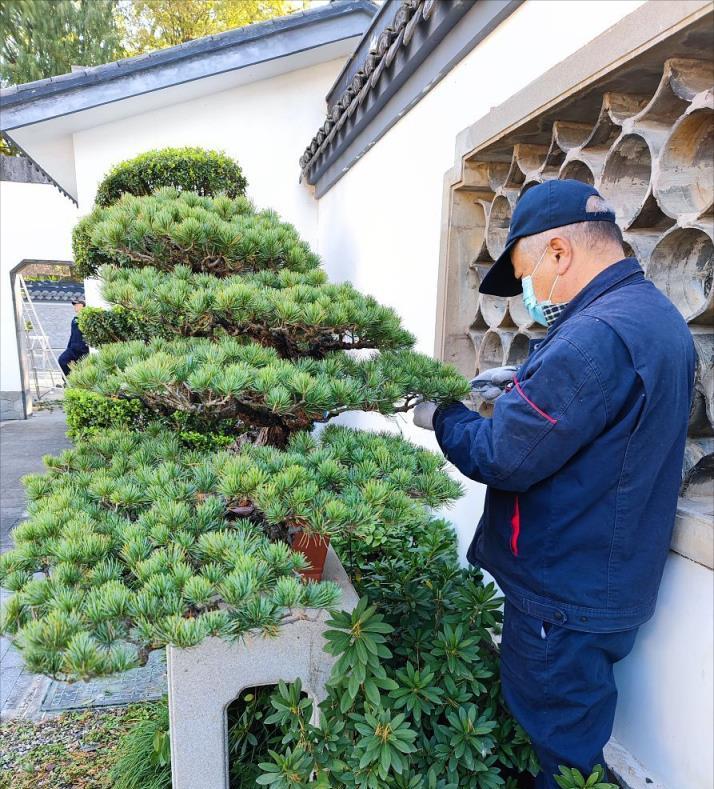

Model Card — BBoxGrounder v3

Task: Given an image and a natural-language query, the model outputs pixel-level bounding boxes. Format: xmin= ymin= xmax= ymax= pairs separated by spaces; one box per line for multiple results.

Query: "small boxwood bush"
xmin=64 ymin=388 xmax=235 ymax=450
xmin=94 ymin=147 xmax=247 ymax=207
xmin=64 ymin=388 xmax=149 ymax=439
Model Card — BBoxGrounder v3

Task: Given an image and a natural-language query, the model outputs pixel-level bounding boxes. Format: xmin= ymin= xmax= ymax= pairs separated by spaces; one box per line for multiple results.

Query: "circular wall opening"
xmin=480 ymin=294 xmax=509 ymax=328
xmin=485 ymin=194 xmax=512 ymax=259
xmin=560 ymin=159 xmax=595 ymax=185
xmin=507 ymin=333 xmax=531 ymax=365
xmin=648 ymin=227 xmax=713 ymax=322
xmin=656 ymin=108 xmax=714 ymax=218
xmin=467 ymin=264 xmax=481 ymax=290
xmin=478 ymin=330 xmax=505 ymax=371
xmin=518 ymin=179 xmax=542 ymax=199
xmin=600 ymin=134 xmax=653 ymax=227
xmin=621 ymin=231 xmax=660 ymax=267
xmin=508 ymin=295 xmax=533 ymax=329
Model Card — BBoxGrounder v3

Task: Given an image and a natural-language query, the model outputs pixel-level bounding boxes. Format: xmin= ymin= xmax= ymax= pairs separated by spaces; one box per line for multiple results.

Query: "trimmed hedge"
xmin=78 ymin=305 xmax=150 ymax=346
xmin=94 ymin=147 xmax=248 ymax=207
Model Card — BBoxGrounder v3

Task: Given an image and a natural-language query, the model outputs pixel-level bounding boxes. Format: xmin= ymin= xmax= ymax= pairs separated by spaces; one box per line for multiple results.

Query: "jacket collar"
xmin=548 ymin=257 xmax=644 ymax=333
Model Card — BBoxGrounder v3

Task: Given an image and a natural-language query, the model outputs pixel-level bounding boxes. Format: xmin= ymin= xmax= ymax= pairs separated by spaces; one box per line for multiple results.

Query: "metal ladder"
xmin=17 ymin=274 xmax=66 ymax=399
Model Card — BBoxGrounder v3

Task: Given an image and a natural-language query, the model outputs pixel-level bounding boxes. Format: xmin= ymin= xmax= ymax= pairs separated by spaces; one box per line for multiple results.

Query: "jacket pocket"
xmin=510 ymin=495 xmax=521 ymax=557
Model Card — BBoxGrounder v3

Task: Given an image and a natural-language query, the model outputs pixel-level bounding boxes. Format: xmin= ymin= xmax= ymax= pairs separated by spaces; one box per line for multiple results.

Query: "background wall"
xmin=313 ymin=2 xmax=712 ymax=787
xmin=72 ymin=57 xmax=347 ymax=248
xmin=315 ymin=0 xmax=646 ymax=354
xmin=0 ymin=180 xmax=77 ymax=419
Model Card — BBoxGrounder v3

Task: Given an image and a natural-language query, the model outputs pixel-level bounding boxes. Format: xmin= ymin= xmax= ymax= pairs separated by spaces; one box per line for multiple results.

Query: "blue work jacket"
xmin=67 ymin=316 xmax=89 ymax=354
xmin=433 ymin=258 xmax=695 ymax=632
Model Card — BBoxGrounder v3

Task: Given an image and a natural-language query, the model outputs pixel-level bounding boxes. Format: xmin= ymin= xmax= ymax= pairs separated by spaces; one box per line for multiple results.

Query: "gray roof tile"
xmin=1 ymin=1 xmax=378 ymax=105
xmin=300 ymin=0 xmax=422 ymax=177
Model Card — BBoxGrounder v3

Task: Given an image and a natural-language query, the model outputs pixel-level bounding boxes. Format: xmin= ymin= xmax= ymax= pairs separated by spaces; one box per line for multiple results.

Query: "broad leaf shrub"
xmin=94 ymin=147 xmax=248 ymax=207
xmin=249 ymin=518 xmax=539 ymax=788
xmin=554 ymin=764 xmax=617 ymax=789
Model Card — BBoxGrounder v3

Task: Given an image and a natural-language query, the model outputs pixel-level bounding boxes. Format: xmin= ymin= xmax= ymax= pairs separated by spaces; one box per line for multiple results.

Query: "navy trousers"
xmin=58 ymin=348 xmax=87 ymax=377
xmin=500 ymin=598 xmax=638 ymax=788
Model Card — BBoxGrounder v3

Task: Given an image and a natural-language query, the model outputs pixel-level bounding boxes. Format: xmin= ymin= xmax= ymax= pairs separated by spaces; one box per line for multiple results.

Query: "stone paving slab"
xmin=41 ymin=649 xmax=167 ymax=712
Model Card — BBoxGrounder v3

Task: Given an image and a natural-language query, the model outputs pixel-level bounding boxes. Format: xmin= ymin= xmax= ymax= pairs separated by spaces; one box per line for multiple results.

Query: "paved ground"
xmin=1 ymin=409 xmax=166 ymax=720
xmin=0 ymin=409 xmax=70 ymax=554
xmin=1 ymin=409 xmax=71 ymax=718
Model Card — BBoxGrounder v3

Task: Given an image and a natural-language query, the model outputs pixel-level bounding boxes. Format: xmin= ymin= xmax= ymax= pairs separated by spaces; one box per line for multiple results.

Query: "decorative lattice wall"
xmin=440 ymin=57 xmax=713 ymax=503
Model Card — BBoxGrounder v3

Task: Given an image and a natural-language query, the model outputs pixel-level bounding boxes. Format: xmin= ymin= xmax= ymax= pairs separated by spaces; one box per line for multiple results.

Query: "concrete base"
xmin=0 ymin=390 xmax=28 ymax=420
xmin=605 ymin=738 xmax=667 ymax=789
xmin=167 ymin=545 xmax=359 ymax=789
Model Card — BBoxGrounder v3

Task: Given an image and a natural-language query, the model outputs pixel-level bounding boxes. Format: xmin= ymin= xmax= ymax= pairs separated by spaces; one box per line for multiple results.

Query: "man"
xmin=414 ymin=179 xmax=694 ymax=787
xmin=58 ymin=298 xmax=89 ymax=377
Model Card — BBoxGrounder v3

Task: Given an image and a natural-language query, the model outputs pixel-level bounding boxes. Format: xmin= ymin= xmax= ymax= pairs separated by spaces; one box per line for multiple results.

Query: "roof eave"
xmin=0 ymin=0 xmax=379 ymax=132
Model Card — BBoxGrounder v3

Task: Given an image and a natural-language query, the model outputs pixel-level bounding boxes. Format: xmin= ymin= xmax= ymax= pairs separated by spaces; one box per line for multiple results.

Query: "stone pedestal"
xmin=167 ymin=545 xmax=358 ymax=789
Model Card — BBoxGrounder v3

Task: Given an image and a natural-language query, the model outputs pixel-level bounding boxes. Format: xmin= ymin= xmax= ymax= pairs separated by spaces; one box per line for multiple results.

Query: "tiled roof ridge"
xmin=300 ymin=0 xmax=432 ymax=175
xmin=1 ymin=0 xmax=379 ymax=103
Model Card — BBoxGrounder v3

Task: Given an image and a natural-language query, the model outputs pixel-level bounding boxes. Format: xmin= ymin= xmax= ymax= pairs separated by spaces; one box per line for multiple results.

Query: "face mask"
xmin=521 ymin=246 xmax=568 ymax=327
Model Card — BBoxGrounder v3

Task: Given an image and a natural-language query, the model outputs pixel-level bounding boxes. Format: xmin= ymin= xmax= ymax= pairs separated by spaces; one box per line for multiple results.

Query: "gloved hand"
xmin=469 ymin=365 xmax=519 ymax=404
xmin=412 ymin=399 xmax=438 ymax=430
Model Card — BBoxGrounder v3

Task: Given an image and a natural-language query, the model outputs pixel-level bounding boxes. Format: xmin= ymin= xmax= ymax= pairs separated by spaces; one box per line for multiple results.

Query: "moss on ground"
xmin=0 ymin=701 xmax=162 ymax=788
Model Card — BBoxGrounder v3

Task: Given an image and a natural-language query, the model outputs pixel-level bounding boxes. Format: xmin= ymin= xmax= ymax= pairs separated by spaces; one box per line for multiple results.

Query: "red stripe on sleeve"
xmin=513 ymin=378 xmax=558 ymax=425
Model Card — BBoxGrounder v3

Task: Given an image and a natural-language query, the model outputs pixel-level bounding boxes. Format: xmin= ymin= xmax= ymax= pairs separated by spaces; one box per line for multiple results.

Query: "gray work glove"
xmin=470 ymin=365 xmax=519 ymax=404
xmin=412 ymin=399 xmax=438 ymax=430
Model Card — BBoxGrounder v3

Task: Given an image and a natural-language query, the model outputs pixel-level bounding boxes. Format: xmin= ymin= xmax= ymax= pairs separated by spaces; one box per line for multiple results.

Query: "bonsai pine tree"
xmin=0 ymin=148 xmax=470 ymax=680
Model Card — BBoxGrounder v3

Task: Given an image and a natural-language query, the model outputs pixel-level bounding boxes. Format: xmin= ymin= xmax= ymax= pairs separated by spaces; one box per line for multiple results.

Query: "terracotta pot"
xmin=291 ymin=531 xmax=331 ymax=581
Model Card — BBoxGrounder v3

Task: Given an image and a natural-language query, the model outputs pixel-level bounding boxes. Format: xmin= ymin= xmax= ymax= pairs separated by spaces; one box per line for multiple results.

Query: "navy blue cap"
xmin=479 ymin=179 xmax=617 ymax=297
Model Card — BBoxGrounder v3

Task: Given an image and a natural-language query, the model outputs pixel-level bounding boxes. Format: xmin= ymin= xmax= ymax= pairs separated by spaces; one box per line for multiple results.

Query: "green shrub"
xmin=82 ymin=265 xmax=415 ymax=354
xmin=0 ymin=425 xmax=462 ymax=680
xmin=64 ymin=388 xmax=149 ymax=439
xmin=72 ymin=188 xmax=317 ymax=279
xmin=554 ymin=764 xmax=617 ymax=788
xmin=95 ymin=147 xmax=247 ymax=207
xmin=243 ymin=519 xmax=539 ymax=787
xmin=78 ymin=305 xmax=149 ymax=346
xmin=63 ymin=388 xmax=235 ymax=448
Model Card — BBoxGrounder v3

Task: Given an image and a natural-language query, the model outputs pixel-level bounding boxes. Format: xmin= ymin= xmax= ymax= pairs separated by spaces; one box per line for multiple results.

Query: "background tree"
xmin=0 ymin=0 xmax=311 ymax=87
xmin=0 ymin=135 xmax=20 ymax=156
xmin=117 ymin=0 xmax=309 ymax=55
xmin=0 ymin=0 xmax=122 ymax=86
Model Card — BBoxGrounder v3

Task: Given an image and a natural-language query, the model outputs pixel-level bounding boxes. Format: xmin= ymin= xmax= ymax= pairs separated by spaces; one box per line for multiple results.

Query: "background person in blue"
xmin=58 ymin=298 xmax=89 ymax=377
xmin=414 ymin=180 xmax=695 ymax=787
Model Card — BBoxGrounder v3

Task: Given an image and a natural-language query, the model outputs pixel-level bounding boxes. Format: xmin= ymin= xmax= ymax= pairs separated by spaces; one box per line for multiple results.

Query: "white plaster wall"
xmin=614 ymin=553 xmax=714 ymax=788
xmin=72 ymin=57 xmax=347 ymax=253
xmin=316 ymin=0 xmax=646 ymax=354
xmin=0 ymin=180 xmax=77 ymax=414
xmin=315 ymin=0 xmax=645 ymax=561
xmin=313 ymin=2 xmax=712 ymax=786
